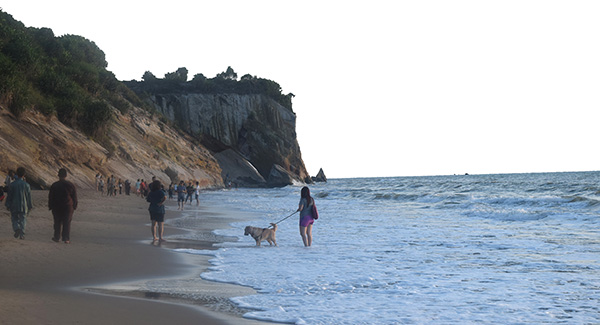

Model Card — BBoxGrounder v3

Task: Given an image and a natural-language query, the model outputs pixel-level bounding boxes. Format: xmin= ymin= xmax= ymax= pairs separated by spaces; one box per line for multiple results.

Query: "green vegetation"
xmin=129 ymin=66 xmax=295 ymax=110
xmin=0 ymin=10 xmax=133 ymax=138
xmin=0 ymin=7 xmax=295 ymax=146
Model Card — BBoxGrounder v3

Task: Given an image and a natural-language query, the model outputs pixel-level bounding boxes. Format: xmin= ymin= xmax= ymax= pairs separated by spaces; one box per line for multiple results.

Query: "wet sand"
xmin=0 ymin=189 xmax=270 ymax=325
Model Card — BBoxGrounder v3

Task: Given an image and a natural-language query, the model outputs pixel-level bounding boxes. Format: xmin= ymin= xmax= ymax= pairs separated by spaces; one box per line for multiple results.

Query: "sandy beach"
xmin=0 ymin=189 xmax=270 ymax=325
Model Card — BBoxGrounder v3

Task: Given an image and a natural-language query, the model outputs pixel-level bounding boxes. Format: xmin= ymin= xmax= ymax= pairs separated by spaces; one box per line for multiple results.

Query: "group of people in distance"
xmin=95 ymin=174 xmax=133 ymax=196
xmin=3 ymin=168 xmax=319 ymax=247
xmin=3 ymin=167 xmax=77 ymax=243
xmin=171 ymin=180 xmax=201 ymax=210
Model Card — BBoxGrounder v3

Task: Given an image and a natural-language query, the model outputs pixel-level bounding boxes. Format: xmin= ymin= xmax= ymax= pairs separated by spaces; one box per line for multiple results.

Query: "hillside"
xmin=0 ymin=10 xmax=309 ymax=189
xmin=0 ymin=104 xmax=223 ymax=189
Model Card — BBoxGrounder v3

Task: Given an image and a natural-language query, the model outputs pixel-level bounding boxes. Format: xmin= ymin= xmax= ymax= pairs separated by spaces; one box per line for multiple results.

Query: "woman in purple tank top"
xmin=297 ymin=186 xmax=316 ymax=247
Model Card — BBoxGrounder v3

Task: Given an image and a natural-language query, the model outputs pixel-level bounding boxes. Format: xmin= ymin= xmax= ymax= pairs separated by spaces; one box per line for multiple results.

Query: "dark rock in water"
xmin=312 ymin=168 xmax=327 ymax=182
xmin=267 ymin=164 xmax=297 ymax=187
xmin=214 ymin=149 xmax=266 ymax=187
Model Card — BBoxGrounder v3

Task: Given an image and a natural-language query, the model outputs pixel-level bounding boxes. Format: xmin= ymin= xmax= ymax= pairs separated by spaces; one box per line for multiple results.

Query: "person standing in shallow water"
xmin=146 ymin=180 xmax=167 ymax=242
xmin=297 ymin=186 xmax=316 ymax=247
xmin=48 ymin=168 xmax=78 ymax=244
xmin=5 ymin=167 xmax=32 ymax=240
xmin=176 ymin=180 xmax=186 ymax=210
xmin=194 ymin=181 xmax=201 ymax=206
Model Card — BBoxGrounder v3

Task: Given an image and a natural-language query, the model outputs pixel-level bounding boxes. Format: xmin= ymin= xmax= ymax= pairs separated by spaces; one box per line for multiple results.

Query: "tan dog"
xmin=244 ymin=223 xmax=277 ymax=246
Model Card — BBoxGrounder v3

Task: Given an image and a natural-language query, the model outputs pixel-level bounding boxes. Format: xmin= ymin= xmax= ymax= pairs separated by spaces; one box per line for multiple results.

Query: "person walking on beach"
xmin=194 ymin=181 xmax=201 ymax=206
xmin=124 ymin=179 xmax=131 ymax=195
xmin=168 ymin=183 xmax=174 ymax=200
xmin=176 ymin=180 xmax=186 ymax=210
xmin=146 ymin=180 xmax=167 ymax=242
xmin=95 ymin=173 xmax=101 ymax=191
xmin=143 ymin=179 xmax=149 ymax=197
xmin=296 ymin=186 xmax=316 ymax=247
xmin=5 ymin=167 xmax=32 ymax=240
xmin=107 ymin=175 xmax=115 ymax=196
xmin=185 ymin=181 xmax=194 ymax=205
xmin=98 ymin=176 xmax=104 ymax=194
xmin=48 ymin=168 xmax=78 ymax=244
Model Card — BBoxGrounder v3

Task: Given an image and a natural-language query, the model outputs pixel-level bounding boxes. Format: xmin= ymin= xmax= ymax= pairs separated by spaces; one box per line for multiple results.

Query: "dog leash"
xmin=270 ymin=211 xmax=298 ymax=227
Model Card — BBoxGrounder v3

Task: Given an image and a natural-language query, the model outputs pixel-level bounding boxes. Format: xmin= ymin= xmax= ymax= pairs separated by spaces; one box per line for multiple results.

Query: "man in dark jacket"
xmin=48 ymin=168 xmax=78 ymax=244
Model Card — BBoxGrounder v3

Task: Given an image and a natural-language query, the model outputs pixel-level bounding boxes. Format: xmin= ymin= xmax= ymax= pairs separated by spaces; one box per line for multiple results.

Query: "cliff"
xmin=0 ymin=90 xmax=311 ymax=189
xmin=0 ymin=10 xmax=310 ymax=189
xmin=135 ymin=91 xmax=310 ymax=187
xmin=0 ymin=105 xmax=223 ymax=189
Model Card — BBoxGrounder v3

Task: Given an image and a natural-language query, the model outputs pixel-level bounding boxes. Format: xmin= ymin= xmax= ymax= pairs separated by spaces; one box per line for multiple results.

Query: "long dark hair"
xmin=301 ymin=186 xmax=313 ymax=205
xmin=150 ymin=180 xmax=162 ymax=191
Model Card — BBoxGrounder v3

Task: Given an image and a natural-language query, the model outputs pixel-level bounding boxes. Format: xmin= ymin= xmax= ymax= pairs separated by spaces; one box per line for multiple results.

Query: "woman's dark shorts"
xmin=150 ymin=212 xmax=165 ymax=223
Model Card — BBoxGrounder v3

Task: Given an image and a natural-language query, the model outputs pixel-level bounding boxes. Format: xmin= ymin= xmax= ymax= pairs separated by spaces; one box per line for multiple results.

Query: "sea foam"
xmin=174 ymin=172 xmax=600 ymax=324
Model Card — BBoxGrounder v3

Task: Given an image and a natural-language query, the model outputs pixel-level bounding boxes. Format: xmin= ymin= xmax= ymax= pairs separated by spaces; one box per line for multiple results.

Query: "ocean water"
xmin=174 ymin=172 xmax=600 ymax=324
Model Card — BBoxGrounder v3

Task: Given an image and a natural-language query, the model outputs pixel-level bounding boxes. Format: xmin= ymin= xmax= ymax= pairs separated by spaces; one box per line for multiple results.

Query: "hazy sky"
xmin=3 ymin=1 xmax=599 ymax=178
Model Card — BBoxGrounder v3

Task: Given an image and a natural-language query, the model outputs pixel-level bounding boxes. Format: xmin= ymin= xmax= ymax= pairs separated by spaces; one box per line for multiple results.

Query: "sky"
xmin=2 ymin=1 xmax=599 ymax=178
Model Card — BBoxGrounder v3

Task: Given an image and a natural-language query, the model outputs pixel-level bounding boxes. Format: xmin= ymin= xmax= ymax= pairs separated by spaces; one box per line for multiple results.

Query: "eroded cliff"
xmin=0 ymin=105 xmax=223 ymax=189
xmin=0 ymin=11 xmax=309 ymax=189
xmin=144 ymin=93 xmax=310 ymax=186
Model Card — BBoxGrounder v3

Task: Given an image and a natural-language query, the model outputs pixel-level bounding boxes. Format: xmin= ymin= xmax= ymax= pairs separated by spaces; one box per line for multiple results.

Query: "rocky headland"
xmin=0 ymin=10 xmax=311 ymax=190
xmin=131 ymin=90 xmax=310 ymax=187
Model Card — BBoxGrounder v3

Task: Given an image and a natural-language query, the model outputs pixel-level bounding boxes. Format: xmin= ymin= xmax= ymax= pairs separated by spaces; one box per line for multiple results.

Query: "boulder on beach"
xmin=214 ymin=149 xmax=266 ymax=187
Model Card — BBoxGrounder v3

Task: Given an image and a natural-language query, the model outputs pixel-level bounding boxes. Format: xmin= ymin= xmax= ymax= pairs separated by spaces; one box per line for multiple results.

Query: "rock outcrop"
xmin=141 ymin=92 xmax=310 ymax=187
xmin=0 ymin=105 xmax=223 ymax=189
xmin=0 ymin=92 xmax=312 ymax=189
xmin=267 ymin=164 xmax=299 ymax=187
xmin=213 ymin=149 xmax=266 ymax=187
xmin=312 ymin=168 xmax=327 ymax=182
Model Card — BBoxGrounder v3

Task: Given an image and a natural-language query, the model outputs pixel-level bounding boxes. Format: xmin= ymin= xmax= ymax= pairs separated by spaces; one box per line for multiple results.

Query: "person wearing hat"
xmin=48 ymin=168 xmax=78 ymax=244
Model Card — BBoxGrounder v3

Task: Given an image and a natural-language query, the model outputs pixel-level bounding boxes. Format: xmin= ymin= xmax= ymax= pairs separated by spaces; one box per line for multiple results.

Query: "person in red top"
xmin=48 ymin=168 xmax=78 ymax=244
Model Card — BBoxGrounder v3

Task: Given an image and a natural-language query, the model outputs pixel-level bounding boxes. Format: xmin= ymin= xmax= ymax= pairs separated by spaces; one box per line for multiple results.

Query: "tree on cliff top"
xmin=165 ymin=67 xmax=188 ymax=82
xmin=130 ymin=66 xmax=294 ymax=110
xmin=142 ymin=71 xmax=158 ymax=81
xmin=216 ymin=66 xmax=237 ymax=80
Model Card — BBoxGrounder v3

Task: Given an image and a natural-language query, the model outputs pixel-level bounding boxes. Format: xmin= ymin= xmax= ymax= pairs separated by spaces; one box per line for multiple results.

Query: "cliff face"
xmin=0 ymin=92 xmax=310 ymax=189
xmin=147 ymin=93 xmax=310 ymax=186
xmin=0 ymin=11 xmax=308 ymax=189
xmin=0 ymin=105 xmax=223 ymax=189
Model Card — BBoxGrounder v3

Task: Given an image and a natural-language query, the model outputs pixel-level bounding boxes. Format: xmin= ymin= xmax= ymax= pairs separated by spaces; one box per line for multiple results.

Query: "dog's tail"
xmin=269 ymin=223 xmax=277 ymax=230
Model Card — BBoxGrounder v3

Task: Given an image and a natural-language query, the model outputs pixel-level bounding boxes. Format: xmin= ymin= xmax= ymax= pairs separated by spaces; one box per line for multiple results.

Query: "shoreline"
xmin=0 ymin=189 xmax=272 ymax=324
